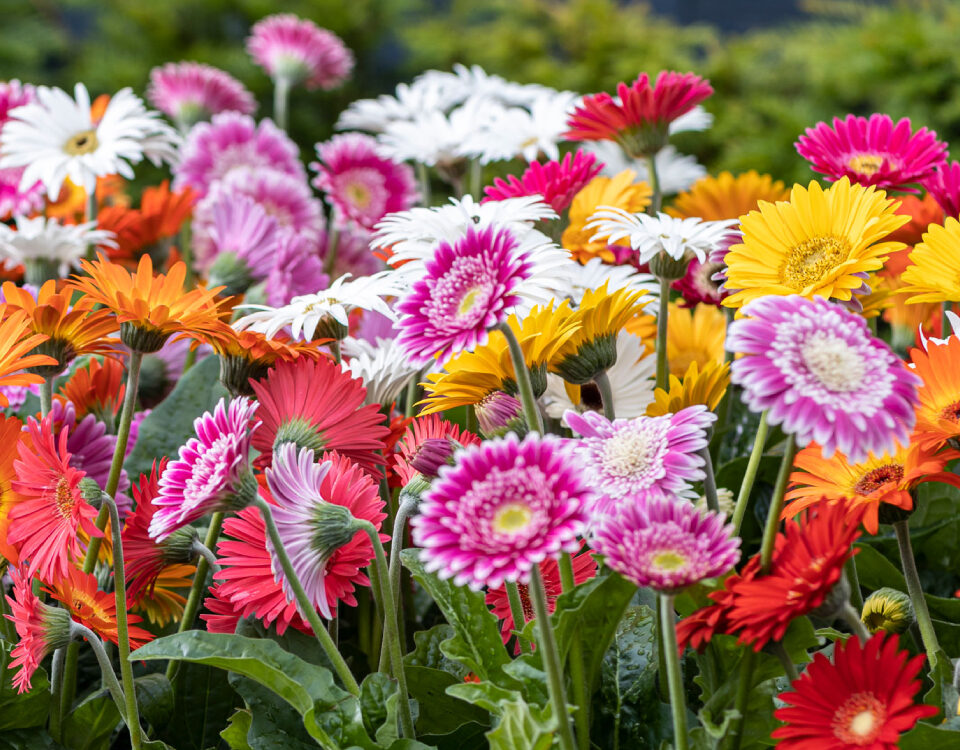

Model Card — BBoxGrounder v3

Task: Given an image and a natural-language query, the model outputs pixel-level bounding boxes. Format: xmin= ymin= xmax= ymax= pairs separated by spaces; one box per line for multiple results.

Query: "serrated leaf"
xmin=361 ymin=672 xmax=400 ymax=745
xmin=404 ymin=625 xmax=465 ymax=677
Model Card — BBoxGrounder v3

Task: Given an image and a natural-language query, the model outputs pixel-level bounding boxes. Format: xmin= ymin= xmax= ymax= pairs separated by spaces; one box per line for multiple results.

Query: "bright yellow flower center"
xmin=832 ymin=692 xmax=886 ymax=745
xmin=801 ymin=331 xmax=865 ymax=392
xmin=652 ymin=551 xmax=686 ymax=571
xmin=493 ymin=503 xmax=533 ymax=534
xmin=848 ymin=153 xmax=886 ymax=176
xmin=780 ymin=235 xmax=849 ymax=290
xmin=64 ymin=129 xmax=99 ymax=156
xmin=458 ymin=287 xmax=482 ymax=317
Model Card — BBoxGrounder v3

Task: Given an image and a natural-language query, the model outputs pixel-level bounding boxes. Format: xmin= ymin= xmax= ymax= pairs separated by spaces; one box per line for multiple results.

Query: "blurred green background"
xmin=2 ymin=0 xmax=957 ymax=185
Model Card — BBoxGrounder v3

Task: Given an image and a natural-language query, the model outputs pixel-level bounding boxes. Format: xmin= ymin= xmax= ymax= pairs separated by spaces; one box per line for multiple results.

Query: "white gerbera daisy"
xmin=335 ymin=77 xmax=456 ymax=133
xmin=415 ymin=64 xmax=553 ymax=108
xmin=587 ymin=210 xmax=738 ymax=264
xmin=669 ymin=105 xmax=714 ymax=134
xmin=584 ymin=142 xmax=706 ymax=194
xmin=342 ymin=336 xmax=419 ymax=407
xmin=0 ymin=83 xmax=180 ymax=200
xmin=0 ymin=216 xmax=115 ymax=281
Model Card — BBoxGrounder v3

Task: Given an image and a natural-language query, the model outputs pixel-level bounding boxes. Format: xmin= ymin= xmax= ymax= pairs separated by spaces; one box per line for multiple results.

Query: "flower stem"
xmin=943 ymin=301 xmax=951 ymax=338
xmin=530 ymin=565 xmax=577 ymax=750
xmin=730 ymin=410 xmax=769 ymax=535
xmin=49 ymin=647 xmax=65 ymax=741
xmin=71 ymin=622 xmax=131 ymax=735
xmin=770 ymin=641 xmax=798 ymax=682
xmin=273 ymin=76 xmax=291 ymax=132
xmin=500 ymin=323 xmax=544 ymax=433
xmin=191 ymin=538 xmax=221 ymax=575
xmin=839 ymin=602 xmax=870 ymax=641
xmin=416 ymin=162 xmax=431 ymax=206
xmin=893 ymin=519 xmax=941 ymax=668
xmin=727 ymin=648 xmax=756 ymax=750
xmin=698 ymin=441 xmax=720 ymax=514
xmin=323 ymin=223 xmax=340 ymax=278
xmin=759 ymin=433 xmax=797 ymax=573
xmin=179 ymin=220 xmax=194 ymax=287
xmin=558 ymin=554 xmax=591 ymax=750
xmin=655 ymin=275 xmax=671 ymax=390
xmin=39 ymin=376 xmax=53 ymax=417
xmin=594 ymin=370 xmax=616 ymax=420
xmin=403 ymin=373 xmax=419 ymax=419
xmin=645 ymin=154 xmax=661 ymax=215
xmin=382 ymin=496 xmax=417 ymax=668
xmin=659 ymin=593 xmax=687 ymax=750
xmin=505 ymin=582 xmax=531 ymax=654
xmin=845 ymin=558 xmax=864 ymax=611
xmin=254 ymin=497 xmax=360 ymax=695
xmin=104 ymin=495 xmax=143 ymax=750
xmin=468 ymin=159 xmax=482 ymax=199
xmin=330 ymin=339 xmax=341 ymax=365
xmin=360 ymin=520 xmax=416 ymax=739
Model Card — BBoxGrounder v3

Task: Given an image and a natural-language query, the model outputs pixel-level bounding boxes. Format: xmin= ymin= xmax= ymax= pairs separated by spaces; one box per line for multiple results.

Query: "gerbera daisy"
xmin=311 ymin=133 xmax=417 ymax=231
xmin=342 ymin=336 xmax=420 ymax=408
xmin=56 ymin=356 xmax=125 ymax=423
xmin=411 ymin=432 xmax=589 ymax=590
xmin=647 ymin=360 xmax=730 ymax=417
xmin=392 ymin=413 xmax=481 ymax=486
xmin=0 ymin=308 xmax=56 ymax=403
xmin=665 ymin=302 xmax=725 ymax=378
xmin=0 ymin=79 xmax=35 ymax=122
xmin=0 ymin=82 xmax=179 ymax=200
xmin=133 ymin=563 xmax=194 ymax=627
xmin=174 ymin=112 xmax=304 ymax=198
xmin=592 ymin=488 xmax=739 ymax=592
xmin=96 ymin=181 xmax=195 ymax=266
xmin=6 ymin=414 xmax=101 ymax=581
xmin=795 ymin=114 xmax=947 ymax=191
xmin=247 ymin=14 xmax=353 ymax=91
xmin=263 ymin=443 xmax=386 ymax=619
xmin=566 ymin=71 xmax=713 ymax=157
xmin=772 ymin=633 xmax=936 ymax=749
xmin=671 ymin=256 xmax=729 ymax=307
xmin=263 ymin=232 xmax=328 ymax=309
xmin=727 ymin=294 xmax=920 ymax=463
xmin=0 ymin=414 xmax=24 ymax=566
xmin=667 ymin=170 xmax=789 ymax=221
xmin=861 ymin=588 xmax=914 ymax=635
xmin=557 ymin=255 xmax=658 ymax=311
xmin=147 ymin=61 xmax=257 ymax=128
xmin=901 ymin=218 xmax=960 ymax=303
xmin=722 ymin=178 xmax=908 ymax=309
xmin=486 ymin=546 xmax=597 ymax=651
xmin=148 ymin=397 xmax=259 ymax=540
xmin=908 ymin=335 xmax=960 ymax=451
xmin=48 ymin=400 xmax=131 ymax=502
xmin=69 ymin=253 xmax=231 ymax=353
xmin=886 ymin=192 xmax=944 ymax=247
xmin=204 ymin=192 xmax=280 ymax=295
xmin=923 ymin=160 xmax=960 ymax=219
xmin=561 ymin=170 xmax=652 ymax=263
xmin=0 ymin=166 xmax=44 ymax=220
xmin=249 ymin=357 xmax=390 ymax=474
xmin=484 ymin=149 xmax=603 ymax=213
xmin=564 ymin=406 xmax=715 ymax=507
xmin=0 ymin=216 xmax=115 ymax=284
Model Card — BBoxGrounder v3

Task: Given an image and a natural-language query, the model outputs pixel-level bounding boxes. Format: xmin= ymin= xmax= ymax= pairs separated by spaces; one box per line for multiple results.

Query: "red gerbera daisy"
xmin=486 ymin=546 xmax=597 ymax=653
xmin=392 ymin=414 xmax=481 ymax=486
xmin=250 ymin=357 xmax=389 ymax=475
xmin=6 ymin=415 xmax=102 ymax=581
xmin=772 ymin=633 xmax=937 ymax=749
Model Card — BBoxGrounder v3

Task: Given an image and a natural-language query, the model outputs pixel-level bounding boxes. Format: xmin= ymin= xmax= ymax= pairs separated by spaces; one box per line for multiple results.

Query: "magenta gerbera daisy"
xmin=411 ymin=433 xmax=589 ymax=590
xmin=205 ymin=192 xmax=280 ymax=294
xmin=148 ymin=397 xmax=259 ymax=541
xmin=247 ymin=14 xmax=354 ymax=91
xmin=263 ymin=443 xmax=387 ymax=619
xmin=174 ymin=111 xmax=304 ymax=198
xmin=0 ymin=80 xmax=35 ymax=123
xmin=483 ymin=150 xmax=604 ymax=213
xmin=727 ymin=294 xmax=920 ymax=463
xmin=395 ymin=224 xmax=533 ymax=365
xmin=311 ymin=133 xmax=417 ymax=231
xmin=673 ymin=255 xmax=727 ymax=307
xmin=147 ymin=61 xmax=256 ymax=127
xmin=591 ymin=488 xmax=740 ymax=593
xmin=923 ymin=160 xmax=960 ymax=219
xmin=795 ymin=114 xmax=947 ymax=191
xmin=265 ymin=231 xmax=328 ymax=307
xmin=0 ymin=166 xmax=44 ymax=220
xmin=563 ymin=407 xmax=715 ymax=508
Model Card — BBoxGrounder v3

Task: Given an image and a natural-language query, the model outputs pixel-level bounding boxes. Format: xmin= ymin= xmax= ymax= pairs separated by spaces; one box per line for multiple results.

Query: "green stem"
xmin=59 ymin=642 xmax=79 ymax=719
xmin=530 ymin=565 xmax=577 ymax=750
xmin=331 ymin=339 xmax=341 ymax=364
xmin=71 ymin=623 xmax=129 ymax=730
xmin=254 ymin=497 xmax=360 ymax=695
xmin=179 ymin=220 xmax=194 ymax=287
xmin=759 ymin=433 xmax=797 ymax=573
xmin=698 ymin=441 xmax=720 ymax=514
xmin=727 ymin=649 xmax=756 ymax=750
xmin=191 ymin=538 xmax=221 ymax=574
xmin=660 ymin=594 xmax=688 ymax=750
xmin=655 ymin=275 xmax=670 ymax=390
xmin=104 ymin=495 xmax=143 ymax=750
xmin=594 ymin=370 xmax=616 ymax=420
xmin=0 ymin=581 xmax=15 ymax=641
xmin=181 ymin=347 xmax=197 ymax=377
xmin=505 ymin=582 xmax=531 ymax=654
xmin=468 ymin=159 xmax=482 ymax=199
xmin=943 ymin=301 xmax=951 ymax=338
xmin=499 ymin=323 xmax=544 ymax=433
xmin=415 ymin=162 xmax=431 ymax=206
xmin=645 ymin=153 xmax=662 ymax=215
xmin=730 ymin=411 xmax=769 ymax=535
xmin=465 ymin=403 xmax=478 ymax=435
xmin=893 ymin=520 xmax=941 ymax=668
xmin=770 ymin=641 xmax=798 ymax=682
xmin=382 ymin=497 xmax=416 ymax=668
xmin=39 ymin=376 xmax=53 ymax=418
xmin=84 ymin=191 xmax=98 ymax=261
xmin=403 ymin=372 xmax=419 ymax=419
xmin=273 ymin=76 xmax=291 ymax=132
xmin=839 ymin=602 xmax=870 ymax=642
xmin=845 ymin=558 xmax=864 ymax=611
xmin=49 ymin=647 xmax=65 ymax=741
xmin=323 ymin=224 xmax=340 ymax=278
xmin=559 ymin=554 xmax=590 ymax=750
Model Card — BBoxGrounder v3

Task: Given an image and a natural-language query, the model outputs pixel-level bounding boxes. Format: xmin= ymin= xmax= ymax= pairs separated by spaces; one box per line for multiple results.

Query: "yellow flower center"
xmin=853 ymin=463 xmax=904 ymax=495
xmin=652 ymin=551 xmax=686 ymax=571
xmin=848 ymin=153 xmax=886 ymax=176
xmin=801 ymin=331 xmax=865 ymax=392
xmin=832 ymin=692 xmax=886 ymax=745
xmin=345 ymin=182 xmax=372 ymax=208
xmin=458 ymin=287 xmax=482 ymax=317
xmin=64 ymin=129 xmax=99 ymax=156
xmin=780 ymin=235 xmax=849 ymax=290
xmin=493 ymin=503 xmax=533 ymax=535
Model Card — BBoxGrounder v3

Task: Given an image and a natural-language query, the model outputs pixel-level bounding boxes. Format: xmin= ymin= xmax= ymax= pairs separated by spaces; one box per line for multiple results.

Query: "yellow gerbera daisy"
xmin=647 ymin=360 xmax=730 ymax=416
xmin=562 ymin=170 xmax=652 ymax=263
xmin=624 ymin=312 xmax=657 ymax=355
xmin=901 ymin=218 xmax=960 ymax=303
xmin=722 ymin=177 xmax=908 ymax=309
xmin=667 ymin=170 xmax=789 ymax=221
xmin=133 ymin=564 xmax=195 ymax=627
xmin=665 ymin=302 xmax=725 ymax=378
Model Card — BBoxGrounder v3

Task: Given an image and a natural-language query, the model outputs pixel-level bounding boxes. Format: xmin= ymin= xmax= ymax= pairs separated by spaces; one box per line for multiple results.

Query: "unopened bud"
xmin=861 ymin=587 xmax=914 ymax=635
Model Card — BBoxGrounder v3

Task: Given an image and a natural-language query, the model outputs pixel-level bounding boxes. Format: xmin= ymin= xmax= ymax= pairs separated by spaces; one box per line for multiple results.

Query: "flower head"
xmin=411 ymin=433 xmax=589 ymax=590
xmin=5 ymin=567 xmax=72 ymax=693
xmin=148 ymin=61 xmax=256 ymax=127
xmin=910 ymin=335 xmax=960 ymax=451
xmin=902 ymin=218 xmax=960 ymax=304
xmin=264 ymin=232 xmax=329 ymax=308
xmin=204 ymin=192 xmax=280 ymax=294
xmin=561 ymin=170 xmax=651 ymax=262
xmin=0 ymin=216 xmax=115 ymax=282
xmin=343 ymin=336 xmax=419 ymax=408
xmin=484 ymin=149 xmax=603 ymax=213
xmin=0 ymin=167 xmax=44 ymax=220
xmin=923 ymin=160 xmax=960 ymax=219
xmin=795 ymin=114 xmax=947 ymax=191
xmin=665 ymin=301 xmax=726 ymax=377
xmin=862 ymin=588 xmax=915 ymax=635
xmin=56 ymin=356 xmax=125 ymax=423
xmin=247 ymin=14 xmax=353 ymax=90
xmin=0 ymin=308 xmax=56 ymax=402
xmin=96 ymin=181 xmax=195 ymax=266
xmin=648 ymin=360 xmax=730 ymax=417
xmin=392 ymin=414 xmax=481 ymax=487
xmin=727 ymin=294 xmax=919 ymax=463
xmin=48 ymin=399 xmax=130 ymax=501
xmin=667 ymin=170 xmax=789 ymax=221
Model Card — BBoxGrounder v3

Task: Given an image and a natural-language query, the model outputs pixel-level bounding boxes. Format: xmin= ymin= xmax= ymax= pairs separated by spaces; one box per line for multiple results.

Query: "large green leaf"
xmin=135 ymin=673 xmax=174 ymax=733
xmin=229 ymin=675 xmax=320 ymax=750
xmin=404 ymin=666 xmax=488 ymax=736
xmin=485 ymin=699 xmax=554 ymax=750
xmin=900 ymin=721 xmax=960 ymax=750
xmin=0 ymin=729 xmax=60 ymax=750
xmin=156 ymin=661 xmax=238 ymax=750
xmin=0 ymin=643 xmax=50 ymax=731
xmin=854 ymin=544 xmax=960 ymax=621
xmin=61 ymin=692 xmax=121 ymax=750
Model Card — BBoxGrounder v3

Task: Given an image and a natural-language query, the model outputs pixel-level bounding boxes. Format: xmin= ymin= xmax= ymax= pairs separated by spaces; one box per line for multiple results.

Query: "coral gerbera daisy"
xmin=727 ymin=294 xmax=919 ymax=464
xmin=147 ymin=61 xmax=257 ymax=128
xmin=247 ymin=14 xmax=354 ymax=91
xmin=908 ymin=335 xmax=960 ymax=451
xmin=411 ymin=433 xmax=589 ymax=590
xmin=667 ymin=170 xmax=789 ymax=221
xmin=250 ymin=357 xmax=390 ymax=474
xmin=484 ymin=149 xmax=604 ymax=214
xmin=561 ymin=170 xmax=652 ymax=263
xmin=96 ymin=181 xmax=195 ymax=266
xmin=772 ymin=633 xmax=937 ymax=749
xmin=795 ymin=114 xmax=947 ymax=191
xmin=901 ymin=218 xmax=960 ymax=304
xmin=48 ymin=400 xmax=130 ymax=502
xmin=722 ymin=177 xmax=908 ymax=309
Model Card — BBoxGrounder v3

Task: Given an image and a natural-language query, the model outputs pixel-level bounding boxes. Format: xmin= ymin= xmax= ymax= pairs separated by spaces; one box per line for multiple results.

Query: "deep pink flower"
xmin=205 ymin=192 xmax=280 ymax=289
xmin=727 ymin=294 xmax=920 ymax=463
xmin=0 ymin=166 xmax=43 ymax=220
xmin=672 ymin=255 xmax=727 ymax=307
xmin=147 ymin=62 xmax=256 ymax=126
xmin=923 ymin=160 xmax=960 ymax=219
xmin=483 ymin=150 xmax=603 ymax=213
xmin=311 ymin=133 xmax=417 ymax=231
xmin=0 ymin=80 xmax=35 ymax=125
xmin=411 ymin=433 xmax=589 ymax=590
xmin=5 ymin=567 xmax=71 ymax=693
xmin=265 ymin=231 xmax=329 ymax=307
xmin=795 ymin=114 xmax=947 ymax=191
xmin=247 ymin=14 xmax=354 ymax=90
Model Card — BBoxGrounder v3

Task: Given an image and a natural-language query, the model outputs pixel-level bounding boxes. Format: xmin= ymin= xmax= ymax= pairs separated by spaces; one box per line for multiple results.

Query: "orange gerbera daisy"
xmin=0 ymin=414 xmax=24 ymax=566
xmin=886 ymin=192 xmax=944 ymax=247
xmin=562 ymin=170 xmax=652 ymax=262
xmin=2 ymin=280 xmax=120 ymax=377
xmin=45 ymin=175 xmax=128 ymax=222
xmin=785 ymin=442 xmax=960 ymax=534
xmin=0 ymin=307 xmax=57 ymax=404
xmin=55 ymin=357 xmax=126 ymax=422
xmin=667 ymin=171 xmax=788 ymax=221
xmin=68 ymin=253 xmax=231 ymax=353
xmin=910 ymin=336 xmax=960 ymax=450
xmin=97 ymin=181 xmax=195 ymax=266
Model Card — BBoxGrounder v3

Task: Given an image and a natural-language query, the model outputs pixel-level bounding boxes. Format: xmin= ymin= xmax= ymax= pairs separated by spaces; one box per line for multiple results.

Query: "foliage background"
xmin=1 ymin=0 xmax=958 ymax=185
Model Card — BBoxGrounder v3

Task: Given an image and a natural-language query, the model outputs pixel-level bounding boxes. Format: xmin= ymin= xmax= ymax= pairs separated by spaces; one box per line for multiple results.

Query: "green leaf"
xmin=0 ymin=728 xmax=61 ymax=750
xmin=61 ymin=692 xmax=121 ymax=750
xmin=156 ymin=661 xmax=239 ymax=750
xmin=900 ymin=721 xmax=960 ymax=750
xmin=854 ymin=544 xmax=960 ymax=622
xmin=404 ymin=625 xmax=466 ymax=678
xmin=404 ymin=666 xmax=488 ymax=736
xmin=0 ymin=643 xmax=50 ymax=730
xmin=485 ymin=699 xmax=554 ymax=750
xmin=134 ymin=673 xmax=174 ymax=732
xmin=360 ymin=672 xmax=400 ymax=745
xmin=220 ymin=710 xmax=254 ymax=750
xmin=229 ymin=675 xmax=320 ymax=750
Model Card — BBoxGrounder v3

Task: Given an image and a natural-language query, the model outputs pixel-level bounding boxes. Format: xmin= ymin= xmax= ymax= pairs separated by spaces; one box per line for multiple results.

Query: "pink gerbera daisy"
xmin=148 ymin=62 xmax=257 ymax=127
xmin=411 ymin=433 xmax=589 ymax=590
xmin=174 ymin=111 xmax=304 ymax=198
xmin=0 ymin=81 xmax=43 ymax=219
xmin=923 ymin=160 xmax=960 ymax=219
xmin=247 ymin=14 xmax=354 ymax=91
xmin=591 ymin=488 xmax=739 ymax=593
xmin=727 ymin=294 xmax=920 ymax=463
xmin=263 ymin=443 xmax=387 ymax=619
xmin=318 ymin=223 xmax=382 ymax=280
xmin=0 ymin=80 xmax=35 ymax=123
xmin=265 ymin=231 xmax=329 ymax=307
xmin=672 ymin=255 xmax=727 ymax=307
xmin=148 ymin=397 xmax=259 ymax=541
xmin=566 ymin=71 xmax=713 ymax=157
xmin=205 ymin=192 xmax=281 ymax=294
xmin=563 ymin=407 xmax=715 ymax=508
xmin=311 ymin=133 xmax=417 ymax=231
xmin=395 ymin=224 xmax=533 ymax=365
xmin=795 ymin=114 xmax=947 ymax=191
xmin=483 ymin=150 xmax=604 ymax=213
